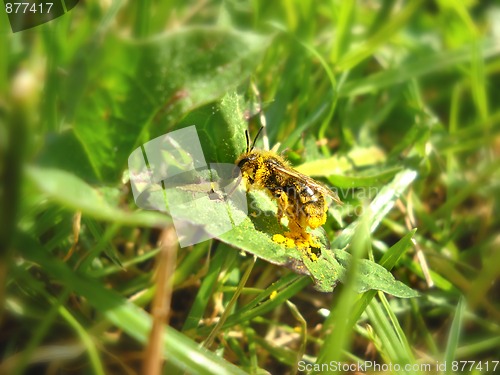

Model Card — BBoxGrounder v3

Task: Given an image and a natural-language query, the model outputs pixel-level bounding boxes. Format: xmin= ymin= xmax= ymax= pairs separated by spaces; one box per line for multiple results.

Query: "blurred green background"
xmin=1 ymin=1 xmax=499 ymax=374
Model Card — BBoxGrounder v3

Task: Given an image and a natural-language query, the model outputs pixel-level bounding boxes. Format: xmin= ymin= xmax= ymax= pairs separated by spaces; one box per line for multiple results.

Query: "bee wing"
xmin=318 ymin=183 xmax=343 ymax=205
xmin=272 ymin=164 xmax=342 ymax=205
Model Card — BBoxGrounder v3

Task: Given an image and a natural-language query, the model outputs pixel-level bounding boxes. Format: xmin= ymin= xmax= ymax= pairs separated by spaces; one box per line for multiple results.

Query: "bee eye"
xmin=237 ymin=158 xmax=249 ymax=170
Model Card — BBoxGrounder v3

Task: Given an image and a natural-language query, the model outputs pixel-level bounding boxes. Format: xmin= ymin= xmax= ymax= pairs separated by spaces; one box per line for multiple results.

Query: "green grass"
xmin=1 ymin=1 xmax=500 ymax=374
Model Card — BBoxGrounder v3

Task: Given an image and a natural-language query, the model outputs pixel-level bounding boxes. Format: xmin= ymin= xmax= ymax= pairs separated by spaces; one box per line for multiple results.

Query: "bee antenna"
xmin=245 ymin=130 xmax=250 ymax=153
xmin=250 ymin=126 xmax=264 ymax=152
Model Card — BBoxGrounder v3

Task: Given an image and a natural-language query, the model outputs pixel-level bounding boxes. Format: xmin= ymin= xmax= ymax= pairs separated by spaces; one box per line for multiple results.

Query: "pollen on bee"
xmin=272 ymin=233 xmax=295 ymax=248
xmin=306 ymin=215 xmax=327 ymax=229
xmin=272 ymin=233 xmax=285 ymax=243
xmin=273 ymin=230 xmax=322 ymax=259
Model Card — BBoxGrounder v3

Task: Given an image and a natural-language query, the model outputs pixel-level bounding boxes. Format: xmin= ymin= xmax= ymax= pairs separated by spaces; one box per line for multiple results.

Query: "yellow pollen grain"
xmin=272 ymin=234 xmax=286 ymax=244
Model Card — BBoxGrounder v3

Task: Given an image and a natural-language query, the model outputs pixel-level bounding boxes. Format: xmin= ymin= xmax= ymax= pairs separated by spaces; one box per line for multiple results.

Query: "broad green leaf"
xmin=295 ymin=146 xmax=397 ymax=189
xmin=156 ymin=163 xmax=419 ymax=296
xmin=180 ymin=91 xmax=248 ymax=164
xmin=326 ymin=250 xmax=418 ymax=297
xmin=37 ymin=130 xmax=99 ymax=182
xmin=71 ymin=27 xmax=269 ymax=182
xmin=170 ymin=171 xmax=418 ymax=296
xmin=216 ymin=191 xmax=327 ymax=276
xmin=348 ymin=229 xmax=419 ymax=327
xmin=26 ymin=166 xmax=169 ymax=227
xmin=326 ymin=168 xmax=403 ymax=189
xmin=295 ymin=145 xmax=387 ymax=176
xmin=130 ymin=152 xmax=418 ymax=295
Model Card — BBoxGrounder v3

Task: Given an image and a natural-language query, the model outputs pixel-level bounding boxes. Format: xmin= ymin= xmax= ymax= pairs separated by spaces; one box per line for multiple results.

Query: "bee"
xmin=235 ymin=128 xmax=341 ymax=246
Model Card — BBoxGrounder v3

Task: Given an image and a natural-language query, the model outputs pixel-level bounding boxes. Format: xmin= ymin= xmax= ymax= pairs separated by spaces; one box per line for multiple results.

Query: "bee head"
xmin=234 ymin=128 xmax=264 ymax=180
xmin=235 ymin=152 xmax=257 ymax=173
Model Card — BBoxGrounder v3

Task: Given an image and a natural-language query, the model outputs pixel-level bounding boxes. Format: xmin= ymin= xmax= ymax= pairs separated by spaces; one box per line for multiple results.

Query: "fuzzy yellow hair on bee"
xmin=235 ymin=128 xmax=341 ymax=247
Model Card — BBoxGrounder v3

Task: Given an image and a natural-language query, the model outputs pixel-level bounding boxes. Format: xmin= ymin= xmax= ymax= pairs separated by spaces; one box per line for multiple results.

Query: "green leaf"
xmin=327 ymin=250 xmax=419 ymax=297
xmin=296 ymin=146 xmax=398 ymax=189
xmin=26 ymin=166 xmax=169 ymax=227
xmin=216 ymin=190 xmax=324 ymax=276
xmin=348 ymin=229 xmax=418 ymax=327
xmin=157 ymin=165 xmax=419 ymax=295
xmin=444 ymin=296 xmax=466 ymax=369
xmin=175 ymin=171 xmax=419 ymax=296
xmin=37 ymin=130 xmax=98 ymax=182
xmin=295 ymin=145 xmax=387 ymax=176
xmin=71 ymin=27 xmax=269 ymax=181
xmin=181 ymin=91 xmax=248 ymax=164
xmin=326 ymin=168 xmax=402 ymax=189
xmin=379 ymin=228 xmax=418 ymax=269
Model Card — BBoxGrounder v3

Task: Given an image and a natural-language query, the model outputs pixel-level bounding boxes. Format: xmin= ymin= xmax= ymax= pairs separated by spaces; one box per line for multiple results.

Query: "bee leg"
xmin=293 ymin=213 xmax=322 ymax=248
xmin=275 ymin=190 xmax=287 ymax=225
xmin=277 ymin=205 xmax=284 ymax=224
xmin=287 ymin=219 xmax=303 ymax=237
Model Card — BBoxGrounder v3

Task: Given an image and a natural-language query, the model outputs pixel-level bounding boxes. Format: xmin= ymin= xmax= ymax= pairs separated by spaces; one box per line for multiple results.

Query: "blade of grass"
xmin=10 ymin=270 xmax=71 ymax=375
xmin=143 ymin=227 xmax=177 ymax=375
xmin=203 ymin=256 xmax=256 ymax=349
xmin=329 ymin=0 xmax=355 ymax=63
xmin=58 ymin=304 xmax=106 ymax=375
xmin=314 ymin=213 xmax=370 ymax=370
xmin=339 ymin=39 xmax=500 ymax=97
xmin=444 ymin=296 xmax=466 ymax=374
xmin=337 ymin=0 xmax=424 ymax=71
xmin=378 ymin=293 xmax=415 ymax=363
xmin=195 ymin=274 xmax=310 ymax=337
xmin=182 ymin=241 xmax=226 ymax=332
xmin=348 ymin=229 xmax=417 ymax=328
xmin=332 ymin=169 xmax=418 ymax=249
xmin=286 ymin=300 xmax=307 ymax=375
xmin=365 ymin=298 xmax=413 ymax=370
